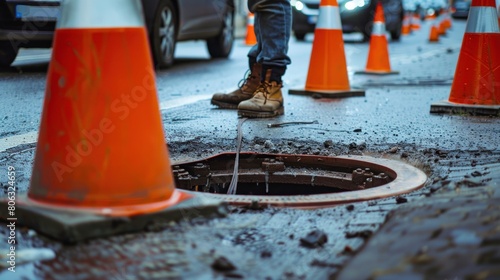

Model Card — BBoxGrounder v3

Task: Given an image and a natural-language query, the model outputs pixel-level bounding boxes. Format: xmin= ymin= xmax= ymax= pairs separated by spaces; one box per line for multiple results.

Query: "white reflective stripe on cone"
xmin=58 ymin=0 xmax=145 ymax=29
xmin=466 ymin=7 xmax=500 ymax=33
xmin=372 ymin=22 xmax=386 ymax=35
xmin=248 ymin=16 xmax=255 ymax=25
xmin=316 ymin=6 xmax=342 ymax=30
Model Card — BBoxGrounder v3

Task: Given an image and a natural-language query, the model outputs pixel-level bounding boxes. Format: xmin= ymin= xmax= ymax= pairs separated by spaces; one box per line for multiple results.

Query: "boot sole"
xmin=210 ymin=100 xmax=239 ymax=109
xmin=237 ymin=107 xmax=285 ymax=118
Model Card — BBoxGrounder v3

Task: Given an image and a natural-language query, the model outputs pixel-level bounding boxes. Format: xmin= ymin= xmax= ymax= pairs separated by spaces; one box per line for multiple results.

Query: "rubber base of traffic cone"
xmin=0 ymin=191 xmax=227 ymax=244
xmin=430 ymin=100 xmax=500 ymax=116
xmin=289 ymin=88 xmax=365 ymax=99
xmin=354 ymin=70 xmax=400 ymax=75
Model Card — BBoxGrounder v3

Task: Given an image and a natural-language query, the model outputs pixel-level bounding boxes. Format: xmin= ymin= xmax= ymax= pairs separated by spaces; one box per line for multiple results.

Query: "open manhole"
xmin=173 ymin=153 xmax=427 ymax=208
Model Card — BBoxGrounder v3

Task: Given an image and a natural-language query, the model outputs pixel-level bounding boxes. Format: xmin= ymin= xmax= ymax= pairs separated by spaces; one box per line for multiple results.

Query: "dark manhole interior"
xmin=173 ymin=153 xmax=427 ymax=208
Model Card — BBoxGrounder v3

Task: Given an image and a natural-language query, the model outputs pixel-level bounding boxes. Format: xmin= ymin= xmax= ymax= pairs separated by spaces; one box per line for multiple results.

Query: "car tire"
xmin=151 ymin=0 xmax=177 ymax=69
xmin=294 ymin=32 xmax=306 ymax=41
xmin=206 ymin=1 xmax=234 ymax=58
xmin=0 ymin=42 xmax=18 ymax=68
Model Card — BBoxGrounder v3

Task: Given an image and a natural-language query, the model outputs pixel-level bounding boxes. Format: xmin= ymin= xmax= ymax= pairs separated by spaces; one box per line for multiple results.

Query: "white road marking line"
xmin=0 ymin=131 xmax=38 ymax=153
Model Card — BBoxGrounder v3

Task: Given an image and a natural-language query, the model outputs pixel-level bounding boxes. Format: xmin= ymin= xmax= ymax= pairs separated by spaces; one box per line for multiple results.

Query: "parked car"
xmin=451 ymin=0 xmax=470 ymax=18
xmin=292 ymin=0 xmax=404 ymax=41
xmin=0 ymin=0 xmax=234 ymax=68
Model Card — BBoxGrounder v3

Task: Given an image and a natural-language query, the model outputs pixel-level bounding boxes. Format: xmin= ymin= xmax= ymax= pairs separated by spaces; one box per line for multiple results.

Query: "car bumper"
xmin=293 ymin=5 xmax=373 ymax=34
xmin=0 ymin=29 xmax=54 ymax=47
xmin=451 ymin=10 xmax=469 ymax=18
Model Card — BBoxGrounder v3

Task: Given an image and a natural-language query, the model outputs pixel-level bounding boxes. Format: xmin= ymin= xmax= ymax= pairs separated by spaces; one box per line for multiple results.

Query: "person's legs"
xmin=238 ymin=0 xmax=291 ymax=118
xmin=250 ymin=0 xmax=291 ymax=83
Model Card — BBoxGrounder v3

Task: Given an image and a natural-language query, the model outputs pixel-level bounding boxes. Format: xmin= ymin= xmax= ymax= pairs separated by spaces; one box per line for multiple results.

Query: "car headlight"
xmin=344 ymin=0 xmax=370 ymax=10
xmin=292 ymin=0 xmax=305 ymax=11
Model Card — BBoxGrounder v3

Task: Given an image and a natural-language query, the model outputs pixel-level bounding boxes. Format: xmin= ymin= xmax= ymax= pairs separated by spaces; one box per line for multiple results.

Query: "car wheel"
xmin=294 ymin=32 xmax=306 ymax=41
xmin=206 ymin=1 xmax=234 ymax=58
xmin=152 ymin=0 xmax=177 ymax=68
xmin=0 ymin=42 xmax=18 ymax=67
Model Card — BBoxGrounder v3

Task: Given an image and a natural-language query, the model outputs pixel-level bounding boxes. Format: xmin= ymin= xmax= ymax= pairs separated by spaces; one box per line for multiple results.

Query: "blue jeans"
xmin=247 ymin=0 xmax=291 ymax=82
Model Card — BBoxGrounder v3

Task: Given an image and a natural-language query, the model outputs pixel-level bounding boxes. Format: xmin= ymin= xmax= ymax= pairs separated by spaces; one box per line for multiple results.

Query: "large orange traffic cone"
xmin=431 ymin=0 xmax=500 ymax=115
xmin=245 ymin=12 xmax=257 ymax=45
xmin=289 ymin=0 xmax=364 ymax=98
xmin=355 ymin=1 xmax=398 ymax=75
xmin=0 ymin=0 xmax=225 ymax=243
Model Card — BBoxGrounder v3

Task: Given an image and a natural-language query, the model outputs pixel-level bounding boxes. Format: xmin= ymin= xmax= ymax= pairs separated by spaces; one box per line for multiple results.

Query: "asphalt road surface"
xmin=0 ymin=18 xmax=499 ymax=279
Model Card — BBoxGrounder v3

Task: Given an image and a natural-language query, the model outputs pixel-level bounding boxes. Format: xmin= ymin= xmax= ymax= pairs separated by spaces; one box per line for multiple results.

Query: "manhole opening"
xmin=200 ymin=182 xmax=346 ymax=196
xmin=173 ymin=153 xmax=427 ymax=207
xmin=174 ymin=153 xmax=394 ymax=196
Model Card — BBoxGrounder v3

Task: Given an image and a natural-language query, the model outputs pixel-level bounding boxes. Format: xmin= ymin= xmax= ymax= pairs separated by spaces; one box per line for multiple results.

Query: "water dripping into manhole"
xmin=173 ymin=153 xmax=427 ymax=209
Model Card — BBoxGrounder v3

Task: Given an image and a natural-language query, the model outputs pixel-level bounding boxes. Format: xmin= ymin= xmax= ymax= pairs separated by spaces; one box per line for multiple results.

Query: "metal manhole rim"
xmin=180 ymin=153 xmax=427 ymax=209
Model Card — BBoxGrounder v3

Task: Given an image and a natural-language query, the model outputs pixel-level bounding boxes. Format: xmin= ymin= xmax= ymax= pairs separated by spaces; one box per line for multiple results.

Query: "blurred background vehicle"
xmin=451 ymin=0 xmax=471 ymax=18
xmin=0 ymin=0 xmax=235 ymax=68
xmin=403 ymin=0 xmax=448 ymax=20
xmin=291 ymin=0 xmax=404 ymax=41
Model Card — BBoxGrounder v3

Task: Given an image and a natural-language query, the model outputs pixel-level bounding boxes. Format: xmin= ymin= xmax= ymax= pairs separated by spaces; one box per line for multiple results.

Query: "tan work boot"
xmin=237 ymin=69 xmax=284 ymax=118
xmin=211 ymin=63 xmax=262 ymax=109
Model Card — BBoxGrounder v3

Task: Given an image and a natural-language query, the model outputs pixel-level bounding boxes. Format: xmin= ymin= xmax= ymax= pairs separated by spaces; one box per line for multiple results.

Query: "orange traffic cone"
xmin=355 ymin=1 xmax=399 ymax=75
xmin=401 ymin=12 xmax=412 ymax=35
xmin=438 ymin=19 xmax=447 ymax=35
xmin=245 ymin=12 xmax=257 ymax=45
xmin=442 ymin=8 xmax=452 ymax=30
xmin=428 ymin=23 xmax=440 ymax=42
xmin=0 ymin=0 xmax=225 ymax=243
xmin=289 ymin=0 xmax=364 ymax=98
xmin=431 ymin=0 xmax=500 ymax=115
xmin=410 ymin=12 xmax=421 ymax=30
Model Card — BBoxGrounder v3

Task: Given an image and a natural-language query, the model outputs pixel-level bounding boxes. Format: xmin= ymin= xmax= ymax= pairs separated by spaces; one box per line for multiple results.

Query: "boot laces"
xmin=255 ymin=81 xmax=272 ymax=105
xmin=237 ymin=69 xmax=256 ymax=90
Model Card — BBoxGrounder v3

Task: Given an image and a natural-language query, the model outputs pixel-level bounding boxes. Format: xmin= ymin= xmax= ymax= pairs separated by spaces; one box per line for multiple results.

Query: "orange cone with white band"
xmin=410 ymin=12 xmax=421 ymax=30
xmin=245 ymin=12 xmax=257 ymax=45
xmin=289 ymin=0 xmax=364 ymax=98
xmin=0 ymin=0 xmax=225 ymax=243
xmin=431 ymin=0 xmax=500 ymax=115
xmin=428 ymin=22 xmax=440 ymax=42
xmin=438 ymin=19 xmax=447 ymax=35
xmin=442 ymin=8 xmax=452 ymax=30
xmin=28 ymin=0 xmax=188 ymax=216
xmin=402 ymin=12 xmax=412 ymax=35
xmin=355 ymin=1 xmax=398 ymax=75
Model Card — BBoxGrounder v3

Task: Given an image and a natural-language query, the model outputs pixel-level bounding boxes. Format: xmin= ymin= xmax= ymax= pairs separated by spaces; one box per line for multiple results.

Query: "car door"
xmin=177 ymin=0 xmax=223 ymax=40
